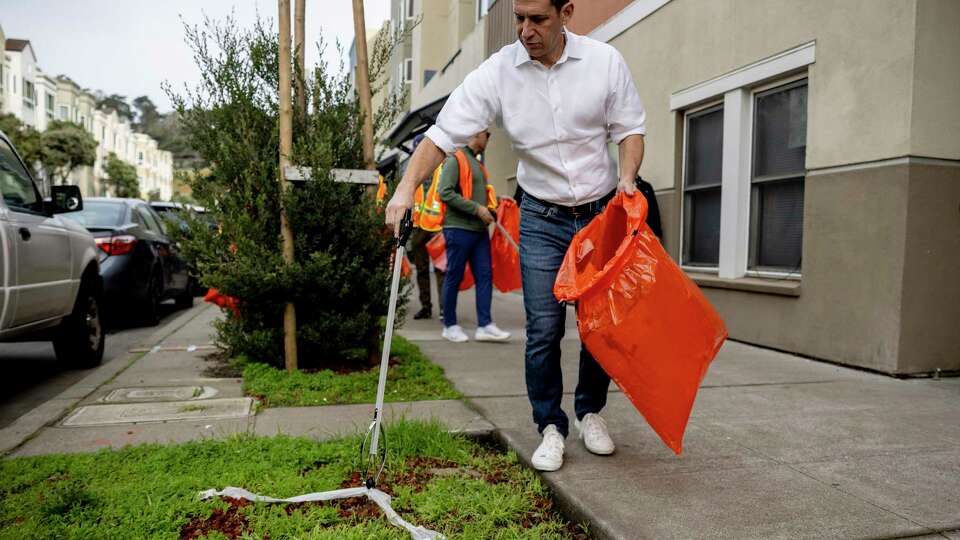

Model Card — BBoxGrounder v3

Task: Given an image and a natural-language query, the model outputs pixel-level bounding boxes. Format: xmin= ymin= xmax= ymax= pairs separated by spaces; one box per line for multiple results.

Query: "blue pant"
xmin=519 ymin=195 xmax=612 ymax=438
xmin=442 ymin=227 xmax=492 ymax=328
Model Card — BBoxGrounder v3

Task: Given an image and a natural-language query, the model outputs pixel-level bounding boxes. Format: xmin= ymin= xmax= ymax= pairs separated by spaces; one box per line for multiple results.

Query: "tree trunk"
xmin=278 ymin=0 xmax=299 ymax=372
xmin=351 ymin=0 xmax=376 ymax=171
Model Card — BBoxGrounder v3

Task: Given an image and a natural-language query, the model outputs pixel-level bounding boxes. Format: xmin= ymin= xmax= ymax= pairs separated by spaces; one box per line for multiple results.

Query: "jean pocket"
xmin=520 ymin=196 xmax=549 ymax=216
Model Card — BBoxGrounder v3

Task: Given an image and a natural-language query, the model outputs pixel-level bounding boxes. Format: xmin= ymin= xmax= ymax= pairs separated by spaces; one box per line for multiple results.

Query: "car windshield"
xmin=62 ymin=201 xmax=126 ymax=228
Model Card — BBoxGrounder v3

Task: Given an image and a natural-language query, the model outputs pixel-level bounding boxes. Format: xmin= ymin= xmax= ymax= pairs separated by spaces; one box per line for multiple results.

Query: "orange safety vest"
xmin=412 ymin=184 xmax=425 ymax=227
xmin=375 ymin=174 xmax=387 ymax=214
xmin=419 ymin=150 xmax=491 ymax=232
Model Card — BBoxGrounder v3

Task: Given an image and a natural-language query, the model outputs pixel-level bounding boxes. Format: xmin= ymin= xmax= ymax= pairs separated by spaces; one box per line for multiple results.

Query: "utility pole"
xmin=278 ymin=0 xmax=299 ymax=371
xmin=294 ymin=0 xmax=306 ymax=116
xmin=351 ymin=0 xmax=376 ymax=170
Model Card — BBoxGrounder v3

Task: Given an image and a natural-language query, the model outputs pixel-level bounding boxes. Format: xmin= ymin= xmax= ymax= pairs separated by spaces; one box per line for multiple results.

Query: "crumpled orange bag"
xmin=554 ymin=192 xmax=727 ymax=454
xmin=490 ymin=197 xmax=521 ymax=293
xmin=204 ymin=288 xmax=241 ymax=317
xmin=425 ymin=233 xmax=474 ymax=290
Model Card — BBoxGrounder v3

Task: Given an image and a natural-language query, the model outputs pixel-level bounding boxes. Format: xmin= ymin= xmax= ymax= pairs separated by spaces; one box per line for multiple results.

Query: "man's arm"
xmin=385 ymin=137 xmax=446 ymax=230
xmin=617 ymin=134 xmax=645 ymax=195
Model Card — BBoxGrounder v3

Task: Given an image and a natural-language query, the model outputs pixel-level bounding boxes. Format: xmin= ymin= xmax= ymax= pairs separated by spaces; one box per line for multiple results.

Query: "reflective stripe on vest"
xmin=418 ymin=150 xmax=489 ymax=232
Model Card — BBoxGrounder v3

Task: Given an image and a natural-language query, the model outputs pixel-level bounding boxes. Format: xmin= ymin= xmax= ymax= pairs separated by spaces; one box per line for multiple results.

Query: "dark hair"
xmin=551 ymin=0 xmax=570 ymax=9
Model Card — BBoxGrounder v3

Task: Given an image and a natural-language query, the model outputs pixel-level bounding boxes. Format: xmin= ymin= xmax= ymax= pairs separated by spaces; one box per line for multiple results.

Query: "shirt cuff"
xmin=425 ymin=125 xmax=456 ymax=155
xmin=611 ymin=127 xmax=646 ymax=145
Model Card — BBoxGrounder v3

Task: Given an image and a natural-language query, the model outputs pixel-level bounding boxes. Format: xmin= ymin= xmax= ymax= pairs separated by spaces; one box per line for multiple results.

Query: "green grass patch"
xmin=242 ymin=335 xmax=462 ymax=407
xmin=0 ymin=420 xmax=589 ymax=539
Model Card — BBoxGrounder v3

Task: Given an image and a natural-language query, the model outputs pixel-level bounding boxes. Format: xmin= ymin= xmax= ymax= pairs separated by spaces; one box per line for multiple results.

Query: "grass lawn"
xmin=0 ymin=421 xmax=589 ymax=539
xmin=241 ymin=336 xmax=462 ymax=407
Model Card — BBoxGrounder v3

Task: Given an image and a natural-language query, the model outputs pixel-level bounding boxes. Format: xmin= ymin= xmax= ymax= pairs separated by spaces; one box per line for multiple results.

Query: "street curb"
xmin=0 ymin=304 xmax=214 ymax=457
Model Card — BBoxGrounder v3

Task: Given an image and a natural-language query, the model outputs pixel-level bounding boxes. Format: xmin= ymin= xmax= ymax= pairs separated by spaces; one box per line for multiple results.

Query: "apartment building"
xmin=383 ymin=0 xmax=959 ymax=375
xmin=1 ymin=27 xmax=173 ymax=200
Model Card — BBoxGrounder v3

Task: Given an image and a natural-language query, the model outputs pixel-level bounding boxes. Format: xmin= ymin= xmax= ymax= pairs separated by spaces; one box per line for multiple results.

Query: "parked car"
xmin=63 ymin=198 xmax=193 ymax=325
xmin=0 ymin=130 xmax=104 ymax=367
xmin=148 ymin=201 xmax=209 ymax=296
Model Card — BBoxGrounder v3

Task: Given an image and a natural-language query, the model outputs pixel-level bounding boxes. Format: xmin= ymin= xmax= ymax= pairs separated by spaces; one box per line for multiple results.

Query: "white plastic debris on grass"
xmin=199 ymin=486 xmax=444 ymax=540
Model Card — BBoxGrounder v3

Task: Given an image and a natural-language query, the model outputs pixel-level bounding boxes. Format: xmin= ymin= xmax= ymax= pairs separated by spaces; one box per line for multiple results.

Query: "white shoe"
xmin=475 ymin=323 xmax=510 ymax=342
xmin=441 ymin=325 xmax=469 ymax=343
xmin=577 ymin=413 xmax=615 ymax=455
xmin=531 ymin=424 xmax=565 ymax=471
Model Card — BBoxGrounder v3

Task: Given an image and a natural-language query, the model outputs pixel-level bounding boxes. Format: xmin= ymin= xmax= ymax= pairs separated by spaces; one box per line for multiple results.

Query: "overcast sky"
xmin=1 ymin=0 xmax=390 ymax=113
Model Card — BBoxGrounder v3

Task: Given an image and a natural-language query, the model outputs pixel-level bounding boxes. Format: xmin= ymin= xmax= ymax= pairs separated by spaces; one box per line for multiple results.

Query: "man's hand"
xmin=617 ymin=177 xmax=637 ymax=195
xmin=476 ymin=205 xmax=495 ymax=225
xmin=385 ymin=185 xmax=415 ymax=234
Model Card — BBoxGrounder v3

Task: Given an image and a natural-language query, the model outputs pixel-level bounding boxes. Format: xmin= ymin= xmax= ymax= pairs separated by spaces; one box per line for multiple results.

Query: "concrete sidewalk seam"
xmin=0 ymin=304 xmax=214 ymax=457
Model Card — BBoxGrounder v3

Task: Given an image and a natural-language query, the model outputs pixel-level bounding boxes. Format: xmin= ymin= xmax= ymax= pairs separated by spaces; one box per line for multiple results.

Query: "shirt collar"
xmin=513 ymin=28 xmax=581 ymax=68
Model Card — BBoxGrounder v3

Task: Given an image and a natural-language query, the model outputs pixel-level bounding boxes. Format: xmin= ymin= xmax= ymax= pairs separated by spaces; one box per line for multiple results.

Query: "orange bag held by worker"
xmin=554 ymin=192 xmax=727 ymax=454
xmin=425 ymin=233 xmax=474 ymax=290
xmin=490 ymin=197 xmax=521 ymax=293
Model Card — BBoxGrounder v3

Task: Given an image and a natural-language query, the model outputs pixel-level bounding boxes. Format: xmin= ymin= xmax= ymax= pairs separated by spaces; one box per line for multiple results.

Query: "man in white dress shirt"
xmin=386 ymin=0 xmax=647 ymax=471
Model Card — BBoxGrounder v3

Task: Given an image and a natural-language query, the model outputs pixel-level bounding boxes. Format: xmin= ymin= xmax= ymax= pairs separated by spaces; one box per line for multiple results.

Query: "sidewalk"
xmin=403 ymin=287 xmax=960 ymax=540
xmin=2 ymin=304 xmax=490 ymax=458
xmin=3 ymin=293 xmax=957 ymax=539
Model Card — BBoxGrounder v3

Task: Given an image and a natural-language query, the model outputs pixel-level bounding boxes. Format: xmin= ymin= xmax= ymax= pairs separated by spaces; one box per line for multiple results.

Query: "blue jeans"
xmin=520 ymin=195 xmax=612 ymax=438
xmin=442 ymin=227 xmax=492 ymax=328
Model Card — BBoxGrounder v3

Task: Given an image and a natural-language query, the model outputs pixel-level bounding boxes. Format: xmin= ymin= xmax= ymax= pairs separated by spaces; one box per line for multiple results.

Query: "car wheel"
xmin=54 ymin=276 xmax=105 ymax=369
xmin=142 ymin=270 xmax=162 ymax=326
xmin=175 ymin=283 xmax=194 ymax=309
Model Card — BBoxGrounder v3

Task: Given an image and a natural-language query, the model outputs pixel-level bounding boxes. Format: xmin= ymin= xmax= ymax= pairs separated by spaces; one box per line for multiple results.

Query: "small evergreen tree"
xmin=167 ymin=15 xmax=409 ymax=368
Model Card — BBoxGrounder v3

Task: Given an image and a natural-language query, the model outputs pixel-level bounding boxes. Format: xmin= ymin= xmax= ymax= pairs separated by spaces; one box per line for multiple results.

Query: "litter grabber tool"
xmin=199 ymin=209 xmax=444 ymax=540
xmin=492 ymin=220 xmax=519 ymax=253
xmin=360 ymin=207 xmax=415 ymax=489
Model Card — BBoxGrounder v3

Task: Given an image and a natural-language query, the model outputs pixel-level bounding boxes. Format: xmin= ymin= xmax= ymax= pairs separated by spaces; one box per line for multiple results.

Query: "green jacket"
xmin=438 ymin=146 xmax=487 ymax=232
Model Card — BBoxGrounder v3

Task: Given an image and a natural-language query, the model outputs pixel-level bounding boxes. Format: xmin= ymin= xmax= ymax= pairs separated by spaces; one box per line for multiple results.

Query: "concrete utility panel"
xmin=100 ymin=386 xmax=219 ymax=403
xmin=61 ymin=398 xmax=254 ymax=427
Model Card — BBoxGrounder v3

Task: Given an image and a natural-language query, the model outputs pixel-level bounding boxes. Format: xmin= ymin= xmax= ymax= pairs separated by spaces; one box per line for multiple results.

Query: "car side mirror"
xmin=49 ymin=185 xmax=84 ymax=214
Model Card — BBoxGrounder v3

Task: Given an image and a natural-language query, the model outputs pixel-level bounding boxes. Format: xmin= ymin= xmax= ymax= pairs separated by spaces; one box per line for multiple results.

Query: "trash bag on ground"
xmin=554 ymin=192 xmax=727 ymax=454
xmin=425 ymin=233 xmax=474 ymax=290
xmin=490 ymin=197 xmax=521 ymax=293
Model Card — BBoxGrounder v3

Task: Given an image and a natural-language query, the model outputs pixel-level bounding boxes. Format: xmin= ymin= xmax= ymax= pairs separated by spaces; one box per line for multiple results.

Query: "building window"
xmin=405 ymin=0 xmax=414 ymax=19
xmin=59 ymin=105 xmax=69 ymax=120
xmin=22 ymin=80 xmax=36 ymax=108
xmin=682 ymin=105 xmax=723 ymax=267
xmin=403 ymin=58 xmax=413 ymax=83
xmin=424 ymin=69 xmax=437 ymax=86
xmin=46 ymin=94 xmax=54 ymax=112
xmin=477 ymin=0 xmax=491 ymax=20
xmin=749 ymin=80 xmax=807 ymax=271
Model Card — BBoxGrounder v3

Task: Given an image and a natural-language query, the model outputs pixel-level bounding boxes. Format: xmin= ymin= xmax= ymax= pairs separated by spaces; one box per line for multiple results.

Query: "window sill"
xmin=688 ymin=273 xmax=801 ymax=297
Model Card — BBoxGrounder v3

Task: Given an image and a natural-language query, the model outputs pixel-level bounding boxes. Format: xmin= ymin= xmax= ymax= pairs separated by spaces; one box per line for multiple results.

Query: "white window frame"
xmin=405 ymin=0 xmax=414 ymax=20
xmin=672 ymin=41 xmax=815 ymax=280
xmin=403 ymin=58 xmax=413 ymax=83
xmin=679 ymin=99 xmax=724 ymax=274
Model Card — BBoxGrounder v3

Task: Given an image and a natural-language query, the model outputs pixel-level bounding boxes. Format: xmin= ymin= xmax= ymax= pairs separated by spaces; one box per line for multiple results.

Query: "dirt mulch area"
xmin=180 ymin=497 xmax=255 ymax=540
xmin=201 ymin=350 xmax=242 ymax=378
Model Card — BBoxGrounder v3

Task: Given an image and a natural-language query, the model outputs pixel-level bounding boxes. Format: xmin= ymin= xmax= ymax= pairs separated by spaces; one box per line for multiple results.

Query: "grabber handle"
xmin=397 ymin=208 xmax=413 ymax=248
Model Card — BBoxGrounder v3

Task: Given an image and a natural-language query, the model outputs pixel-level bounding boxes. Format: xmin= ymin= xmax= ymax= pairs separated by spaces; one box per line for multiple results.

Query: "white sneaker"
xmin=441 ymin=325 xmax=469 ymax=343
xmin=475 ymin=323 xmax=510 ymax=342
xmin=577 ymin=413 xmax=615 ymax=455
xmin=531 ymin=425 xmax=565 ymax=471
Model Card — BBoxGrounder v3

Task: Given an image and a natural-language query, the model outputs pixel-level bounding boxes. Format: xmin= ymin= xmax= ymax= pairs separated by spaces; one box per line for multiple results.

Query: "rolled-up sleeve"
xmin=425 ymin=59 xmax=501 ymax=154
xmin=606 ymin=50 xmax=647 ymax=144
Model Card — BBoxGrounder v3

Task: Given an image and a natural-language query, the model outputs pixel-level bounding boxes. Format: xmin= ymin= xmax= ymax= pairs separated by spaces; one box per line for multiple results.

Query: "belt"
xmin=526 ymin=189 xmax=617 ymax=217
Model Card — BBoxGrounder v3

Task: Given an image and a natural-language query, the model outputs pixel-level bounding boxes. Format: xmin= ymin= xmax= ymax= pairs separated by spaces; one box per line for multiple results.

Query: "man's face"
xmin=514 ymin=0 xmax=572 ymax=62
xmin=470 ymin=131 xmax=491 ymax=153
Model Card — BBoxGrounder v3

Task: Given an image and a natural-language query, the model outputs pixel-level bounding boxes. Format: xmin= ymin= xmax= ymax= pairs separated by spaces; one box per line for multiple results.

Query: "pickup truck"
xmin=0 ymin=130 xmax=104 ymax=367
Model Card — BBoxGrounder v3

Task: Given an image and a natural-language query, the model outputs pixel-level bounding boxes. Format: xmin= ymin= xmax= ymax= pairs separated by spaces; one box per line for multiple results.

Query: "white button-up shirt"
xmin=425 ymin=30 xmax=646 ymax=206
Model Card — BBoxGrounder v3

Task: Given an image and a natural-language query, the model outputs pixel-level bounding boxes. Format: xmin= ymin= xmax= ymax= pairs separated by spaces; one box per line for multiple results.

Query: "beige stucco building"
xmin=385 ymin=0 xmax=959 ymax=375
xmin=2 ymin=25 xmax=173 ymax=201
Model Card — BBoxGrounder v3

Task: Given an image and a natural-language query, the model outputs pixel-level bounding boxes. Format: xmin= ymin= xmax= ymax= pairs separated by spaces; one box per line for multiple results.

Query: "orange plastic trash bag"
xmin=490 ymin=197 xmax=521 ymax=293
xmin=400 ymin=255 xmax=412 ymax=278
xmin=554 ymin=192 xmax=727 ymax=454
xmin=204 ymin=288 xmax=241 ymax=317
xmin=425 ymin=233 xmax=474 ymax=290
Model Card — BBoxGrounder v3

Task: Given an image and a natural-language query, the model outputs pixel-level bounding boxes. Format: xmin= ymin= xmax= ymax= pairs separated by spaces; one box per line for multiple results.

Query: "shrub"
xmin=167 ymin=15 xmax=409 ymax=368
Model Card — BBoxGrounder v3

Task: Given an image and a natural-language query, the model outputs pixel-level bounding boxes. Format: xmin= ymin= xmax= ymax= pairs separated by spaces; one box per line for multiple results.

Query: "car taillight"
xmin=95 ymin=235 xmax=137 ymax=256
